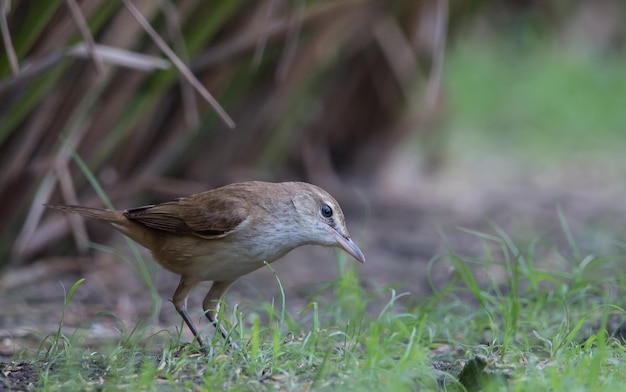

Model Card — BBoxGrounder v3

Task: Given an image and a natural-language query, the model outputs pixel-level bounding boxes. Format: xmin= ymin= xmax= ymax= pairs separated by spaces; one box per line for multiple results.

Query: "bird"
xmin=46 ymin=181 xmax=365 ymax=347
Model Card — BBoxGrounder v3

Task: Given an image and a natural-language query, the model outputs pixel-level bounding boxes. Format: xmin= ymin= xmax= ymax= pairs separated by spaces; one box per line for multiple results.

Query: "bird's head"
xmin=289 ymin=182 xmax=365 ymax=264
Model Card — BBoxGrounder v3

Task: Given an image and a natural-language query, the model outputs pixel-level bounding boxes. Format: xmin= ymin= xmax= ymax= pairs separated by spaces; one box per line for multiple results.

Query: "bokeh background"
xmin=1 ymin=0 xmax=625 ymax=351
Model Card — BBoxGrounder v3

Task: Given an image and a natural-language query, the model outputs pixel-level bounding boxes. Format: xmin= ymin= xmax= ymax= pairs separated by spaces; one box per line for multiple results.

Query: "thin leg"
xmin=172 ymin=276 xmax=204 ymax=346
xmin=203 ymin=281 xmax=235 ymax=343
xmin=177 ymin=308 xmax=205 ymax=347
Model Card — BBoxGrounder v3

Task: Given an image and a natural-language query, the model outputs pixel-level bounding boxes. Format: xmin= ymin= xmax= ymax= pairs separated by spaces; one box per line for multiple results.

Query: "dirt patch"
xmin=0 ymin=361 xmax=38 ymax=391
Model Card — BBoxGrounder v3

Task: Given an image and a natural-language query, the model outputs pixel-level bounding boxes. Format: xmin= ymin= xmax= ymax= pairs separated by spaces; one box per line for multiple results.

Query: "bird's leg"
xmin=172 ymin=276 xmax=204 ymax=346
xmin=203 ymin=281 xmax=235 ymax=344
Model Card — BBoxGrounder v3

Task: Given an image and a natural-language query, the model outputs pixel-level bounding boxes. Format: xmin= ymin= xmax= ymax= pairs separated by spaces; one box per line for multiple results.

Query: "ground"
xmin=1 ymin=150 xmax=625 ymax=388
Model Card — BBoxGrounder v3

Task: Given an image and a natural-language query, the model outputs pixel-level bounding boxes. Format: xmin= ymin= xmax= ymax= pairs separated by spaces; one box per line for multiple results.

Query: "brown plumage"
xmin=46 ymin=181 xmax=365 ymax=346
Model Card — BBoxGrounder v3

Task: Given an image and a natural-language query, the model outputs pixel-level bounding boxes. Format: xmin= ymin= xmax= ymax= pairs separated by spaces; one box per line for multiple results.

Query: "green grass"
xmin=4 ymin=221 xmax=626 ymax=391
xmin=445 ymin=36 xmax=626 ymax=168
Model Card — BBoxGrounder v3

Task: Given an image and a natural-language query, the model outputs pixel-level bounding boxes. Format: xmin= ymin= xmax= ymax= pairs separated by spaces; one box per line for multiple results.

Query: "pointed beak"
xmin=333 ymin=230 xmax=365 ymax=264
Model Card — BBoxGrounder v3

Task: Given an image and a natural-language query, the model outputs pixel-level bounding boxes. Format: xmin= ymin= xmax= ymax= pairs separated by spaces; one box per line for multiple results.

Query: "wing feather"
xmin=123 ymin=192 xmax=248 ymax=239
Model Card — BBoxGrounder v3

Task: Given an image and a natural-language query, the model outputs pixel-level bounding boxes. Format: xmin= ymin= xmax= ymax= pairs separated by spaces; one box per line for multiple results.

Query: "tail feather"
xmin=45 ymin=204 xmax=125 ymax=224
xmin=46 ymin=204 xmax=155 ymax=249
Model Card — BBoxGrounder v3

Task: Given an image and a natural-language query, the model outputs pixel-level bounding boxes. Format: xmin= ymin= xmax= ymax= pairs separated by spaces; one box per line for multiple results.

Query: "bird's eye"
xmin=320 ymin=204 xmax=333 ymax=218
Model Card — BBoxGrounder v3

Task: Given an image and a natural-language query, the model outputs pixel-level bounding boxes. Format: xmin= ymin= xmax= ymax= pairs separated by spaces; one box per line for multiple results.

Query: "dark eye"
xmin=320 ymin=204 xmax=333 ymax=218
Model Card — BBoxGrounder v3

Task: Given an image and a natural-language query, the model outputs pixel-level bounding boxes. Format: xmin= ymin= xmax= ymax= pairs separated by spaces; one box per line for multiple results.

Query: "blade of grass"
xmin=66 ymin=143 xmax=161 ymax=320
xmin=46 ymin=278 xmax=85 ymax=358
xmin=557 ymin=204 xmax=581 ymax=261
xmin=448 ymin=252 xmax=486 ymax=307
xmin=0 ymin=0 xmax=19 ymax=74
xmin=263 ymin=261 xmax=286 ymax=335
xmin=65 ymin=0 xmax=104 ymax=75
xmin=121 ymin=0 xmax=235 ymax=129
xmin=0 ymin=0 xmax=62 ymax=76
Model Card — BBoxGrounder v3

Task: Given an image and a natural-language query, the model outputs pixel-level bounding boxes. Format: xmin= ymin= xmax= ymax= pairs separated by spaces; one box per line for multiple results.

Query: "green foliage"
xmin=446 ymin=37 xmax=626 ymax=165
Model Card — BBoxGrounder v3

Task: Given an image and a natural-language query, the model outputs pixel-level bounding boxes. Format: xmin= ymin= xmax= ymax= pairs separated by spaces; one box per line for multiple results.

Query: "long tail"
xmin=44 ymin=204 xmax=126 ymax=224
xmin=45 ymin=204 xmax=153 ymax=248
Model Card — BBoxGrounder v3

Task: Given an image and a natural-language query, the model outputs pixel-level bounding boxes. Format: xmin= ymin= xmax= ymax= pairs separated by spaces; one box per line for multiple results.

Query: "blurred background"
xmin=1 ymin=0 xmax=625 ymax=350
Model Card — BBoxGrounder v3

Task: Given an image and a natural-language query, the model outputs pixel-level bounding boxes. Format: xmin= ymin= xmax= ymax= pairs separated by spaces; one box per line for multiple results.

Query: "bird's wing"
xmin=123 ymin=193 xmax=249 ymax=239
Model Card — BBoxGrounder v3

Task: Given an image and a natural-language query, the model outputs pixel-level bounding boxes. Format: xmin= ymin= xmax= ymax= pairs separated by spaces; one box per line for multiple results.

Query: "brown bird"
xmin=46 ymin=181 xmax=365 ymax=346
